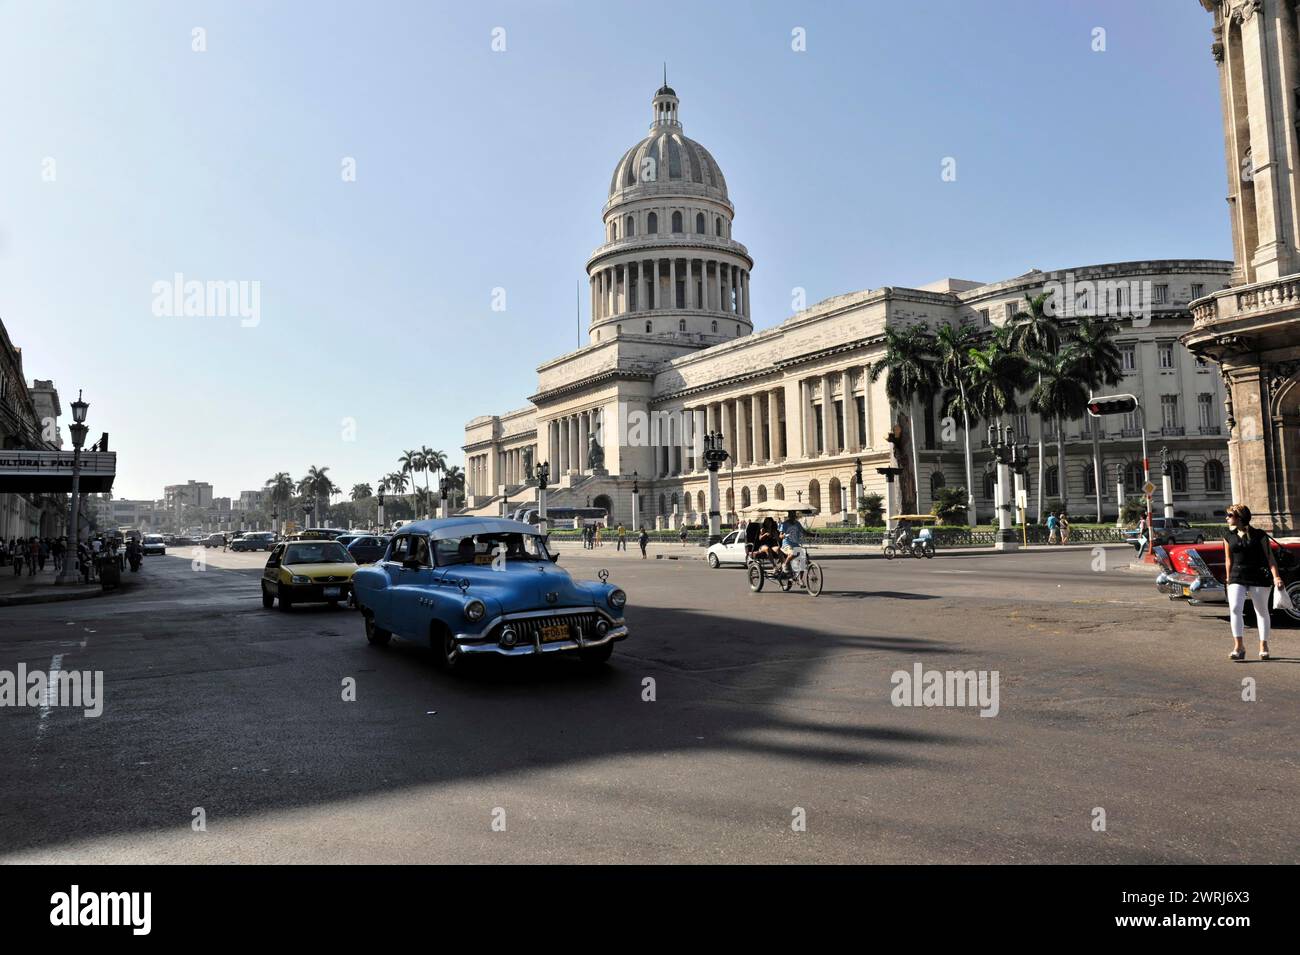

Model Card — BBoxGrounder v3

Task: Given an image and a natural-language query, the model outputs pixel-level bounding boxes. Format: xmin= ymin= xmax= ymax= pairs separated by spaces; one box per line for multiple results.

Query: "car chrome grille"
xmin=496 ymin=612 xmax=598 ymax=644
xmin=313 ymin=575 xmax=349 ymax=583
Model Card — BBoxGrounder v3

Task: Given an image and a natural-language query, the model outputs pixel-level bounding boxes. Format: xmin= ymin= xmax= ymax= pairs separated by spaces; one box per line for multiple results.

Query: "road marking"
xmin=34 ymin=653 xmax=64 ymax=751
xmin=930 ymin=570 xmax=976 ymax=575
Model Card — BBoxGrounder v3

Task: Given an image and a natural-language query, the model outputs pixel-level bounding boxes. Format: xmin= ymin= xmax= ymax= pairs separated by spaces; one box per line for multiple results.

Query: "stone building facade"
xmin=464 ymin=86 xmax=1237 ymax=527
xmin=0 ymin=320 xmax=66 ymax=539
xmin=1185 ymin=0 xmax=1300 ymax=531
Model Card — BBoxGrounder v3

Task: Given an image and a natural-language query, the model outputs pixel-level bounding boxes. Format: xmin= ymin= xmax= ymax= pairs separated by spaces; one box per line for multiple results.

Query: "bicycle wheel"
xmin=804 ymin=562 xmax=824 ymax=596
xmin=746 ymin=560 xmax=765 ymax=592
xmin=922 ymin=541 xmax=935 ymax=559
xmin=883 ymin=545 xmax=896 ymax=560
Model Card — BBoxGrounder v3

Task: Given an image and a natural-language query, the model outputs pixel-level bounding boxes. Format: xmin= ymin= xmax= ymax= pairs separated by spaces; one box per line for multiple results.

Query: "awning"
xmin=0 ymin=450 xmax=117 ymax=493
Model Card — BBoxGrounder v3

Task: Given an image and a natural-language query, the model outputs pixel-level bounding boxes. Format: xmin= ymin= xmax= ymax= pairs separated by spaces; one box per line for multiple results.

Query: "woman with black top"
xmin=1223 ymin=503 xmax=1283 ymax=661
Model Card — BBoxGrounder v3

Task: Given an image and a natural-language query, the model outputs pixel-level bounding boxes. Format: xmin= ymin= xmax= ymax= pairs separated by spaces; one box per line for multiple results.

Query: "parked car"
xmin=1125 ymin=517 xmax=1205 ymax=548
xmin=141 ymin=534 xmax=166 ymax=556
xmin=706 ymin=530 xmax=751 ymax=568
xmin=261 ymin=540 xmax=359 ymax=611
xmin=345 ymin=535 xmax=389 ymax=565
xmin=231 ymin=532 xmax=277 ymax=552
xmin=1154 ymin=538 xmax=1300 ymax=625
xmin=203 ymin=533 xmax=226 ymax=548
xmin=352 ymin=517 xmax=628 ymax=670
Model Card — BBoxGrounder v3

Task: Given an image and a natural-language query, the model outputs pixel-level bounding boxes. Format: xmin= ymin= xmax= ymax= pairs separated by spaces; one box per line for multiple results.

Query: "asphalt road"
xmin=0 ymin=544 xmax=1295 ymax=863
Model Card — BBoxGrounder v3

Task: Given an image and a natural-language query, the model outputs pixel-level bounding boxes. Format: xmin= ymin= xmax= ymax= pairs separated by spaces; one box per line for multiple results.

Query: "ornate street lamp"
xmin=988 ymin=424 xmax=1019 ymax=551
xmin=536 ymin=461 xmax=550 ymax=533
xmin=376 ymin=485 xmax=385 ymax=531
xmin=57 ymin=391 xmax=89 ymax=584
xmin=630 ymin=469 xmax=639 ymax=532
xmin=438 ymin=475 xmax=451 ymax=519
xmin=702 ymin=432 xmax=729 ymax=544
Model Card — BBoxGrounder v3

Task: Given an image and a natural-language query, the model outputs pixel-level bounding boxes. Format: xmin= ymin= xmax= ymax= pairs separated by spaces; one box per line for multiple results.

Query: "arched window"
xmin=1205 ymin=459 xmax=1225 ymax=493
xmin=658 ymin=493 xmax=666 ymax=516
xmin=671 ymin=211 xmax=683 ymax=233
xmin=1170 ymin=461 xmax=1188 ymax=494
xmin=625 ymin=215 xmax=636 ymax=237
xmin=610 ymin=222 xmax=618 ymax=241
xmin=930 ymin=472 xmax=946 ymax=496
xmin=670 ymin=492 xmax=679 ymax=509
xmin=647 ymin=212 xmax=658 ymax=234
xmin=982 ymin=471 xmax=996 ymax=500
xmin=645 ymin=320 xmax=653 ymax=334
xmin=808 ymin=480 xmax=822 ymax=513
xmin=1082 ymin=463 xmax=1097 ymax=496
xmin=774 ymin=483 xmax=785 ymax=501
xmin=695 ymin=212 xmax=705 ymax=233
xmin=715 ymin=216 xmax=723 ymax=236
xmin=697 ymin=490 xmax=705 ymax=514
xmin=829 ymin=477 xmax=842 ymax=512
xmin=1123 ymin=462 xmax=1144 ymax=493
xmin=757 ymin=485 xmax=767 ymax=503
xmin=1045 ymin=466 xmax=1059 ymax=498
xmin=741 ymin=487 xmax=751 ymax=508
xmin=711 ymin=320 xmax=718 ymax=333
xmin=725 ymin=487 xmax=735 ymax=515
xmin=616 ymin=324 xmax=621 ymax=336
xmin=678 ymin=318 xmax=686 ymax=332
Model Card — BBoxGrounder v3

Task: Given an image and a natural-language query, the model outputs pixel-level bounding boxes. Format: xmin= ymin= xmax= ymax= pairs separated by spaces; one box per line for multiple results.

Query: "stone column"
xmin=723 ymin=402 xmax=735 ymax=459
xmin=768 ymin=389 xmax=782 ymax=461
xmin=639 ymin=261 xmax=648 ymax=313
xmin=668 ymin=258 xmax=677 ymax=309
xmin=736 ymin=398 xmax=750 ymax=466
xmin=654 ymin=259 xmax=662 ymax=309
xmin=844 ymin=369 xmax=860 ymax=452
xmin=693 ymin=407 xmax=706 ymax=470
xmin=751 ymin=393 xmax=765 ymax=463
xmin=578 ymin=412 xmax=589 ymax=475
xmin=823 ymin=373 xmax=839 ymax=455
xmin=801 ymin=379 xmax=816 ymax=457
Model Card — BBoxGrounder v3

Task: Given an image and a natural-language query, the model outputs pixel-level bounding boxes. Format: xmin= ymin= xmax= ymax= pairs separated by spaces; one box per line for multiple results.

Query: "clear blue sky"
xmin=0 ymin=0 xmax=1229 ymax=501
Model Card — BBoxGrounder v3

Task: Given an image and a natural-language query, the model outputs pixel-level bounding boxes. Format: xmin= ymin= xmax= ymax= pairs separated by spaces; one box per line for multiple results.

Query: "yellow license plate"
xmin=540 ymin=623 xmax=570 ymax=643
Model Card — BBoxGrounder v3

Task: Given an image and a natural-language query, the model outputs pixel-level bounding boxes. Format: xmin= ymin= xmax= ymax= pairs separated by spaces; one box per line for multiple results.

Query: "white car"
xmin=706 ymin=531 xmax=750 ymax=568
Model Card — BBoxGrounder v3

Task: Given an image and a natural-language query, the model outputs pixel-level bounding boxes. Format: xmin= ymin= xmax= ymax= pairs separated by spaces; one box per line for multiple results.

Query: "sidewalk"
xmin=550 ymin=540 xmax=1136 ymax=562
xmin=0 ymin=562 xmax=128 ymax=607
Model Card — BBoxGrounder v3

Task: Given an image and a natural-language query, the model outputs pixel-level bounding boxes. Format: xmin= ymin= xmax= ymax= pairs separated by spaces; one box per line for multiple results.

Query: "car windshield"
xmin=145 ymin=536 xmax=164 ymax=543
xmin=284 ymin=542 xmax=353 ymax=564
xmin=434 ymin=532 xmax=550 ymax=566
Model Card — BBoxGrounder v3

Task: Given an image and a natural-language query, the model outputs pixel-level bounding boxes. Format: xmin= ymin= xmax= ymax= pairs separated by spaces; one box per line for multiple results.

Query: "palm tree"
xmin=1027 ymin=349 xmax=1090 ymax=517
xmin=264 ymin=472 xmax=294 ymax=530
xmin=300 ymin=465 xmax=337 ymax=526
xmin=869 ymin=325 xmax=937 ymax=514
xmin=1066 ymin=316 xmax=1125 ymax=521
xmin=422 ymin=447 xmax=447 ymax=504
xmin=934 ymin=321 xmax=983 ymax=525
xmin=443 ymin=464 xmax=464 ymax=509
xmin=350 ymin=483 xmax=372 ymax=501
xmin=1010 ymin=291 xmax=1063 ymax=522
xmin=398 ymin=450 xmax=420 ymax=515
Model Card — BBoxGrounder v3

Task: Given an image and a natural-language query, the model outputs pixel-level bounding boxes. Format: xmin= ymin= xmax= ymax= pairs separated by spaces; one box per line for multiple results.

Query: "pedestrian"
xmin=1135 ymin=514 xmax=1148 ymax=557
xmin=1046 ymin=512 xmax=1059 ymax=545
xmin=639 ymin=526 xmax=649 ymax=559
xmin=616 ymin=523 xmax=626 ymax=552
xmin=39 ymin=538 xmax=49 ymax=572
xmin=52 ymin=537 xmax=64 ymax=573
xmin=595 ymin=524 xmax=603 ymax=548
xmin=12 ymin=539 xmax=24 ymax=576
xmin=679 ymin=525 xmax=688 ymax=547
xmin=1223 ymin=504 xmax=1284 ymax=662
xmin=28 ymin=537 xmax=39 ymax=576
xmin=1058 ymin=512 xmax=1071 ymax=545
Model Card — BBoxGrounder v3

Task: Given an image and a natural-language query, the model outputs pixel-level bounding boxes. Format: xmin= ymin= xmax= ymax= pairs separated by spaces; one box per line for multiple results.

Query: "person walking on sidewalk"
xmin=10 ymin=539 xmax=24 ymax=576
xmin=638 ymin=526 xmax=649 ymax=559
xmin=1046 ymin=512 xmax=1059 ymax=545
xmin=1223 ymin=503 xmax=1284 ymax=662
xmin=1058 ymin=513 xmax=1070 ymax=545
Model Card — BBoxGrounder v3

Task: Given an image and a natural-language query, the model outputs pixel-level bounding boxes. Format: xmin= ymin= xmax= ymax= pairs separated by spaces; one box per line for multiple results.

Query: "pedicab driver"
xmin=779 ymin=511 xmax=815 ymax=575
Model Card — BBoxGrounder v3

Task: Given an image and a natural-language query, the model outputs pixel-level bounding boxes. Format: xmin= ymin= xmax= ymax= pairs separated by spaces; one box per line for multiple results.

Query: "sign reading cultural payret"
xmin=0 ymin=450 xmax=116 ymax=492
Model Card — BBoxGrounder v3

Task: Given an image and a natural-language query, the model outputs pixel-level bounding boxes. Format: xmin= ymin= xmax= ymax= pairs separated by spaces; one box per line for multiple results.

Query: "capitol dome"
xmin=586 ymin=83 xmax=753 ymax=347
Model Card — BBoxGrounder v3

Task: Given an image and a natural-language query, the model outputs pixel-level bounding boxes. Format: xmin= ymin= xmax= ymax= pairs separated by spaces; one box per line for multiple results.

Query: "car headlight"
xmin=608 ymin=588 xmax=626 ymax=609
xmin=464 ymin=599 xmax=486 ymax=621
xmin=291 ymin=575 xmax=311 ymax=584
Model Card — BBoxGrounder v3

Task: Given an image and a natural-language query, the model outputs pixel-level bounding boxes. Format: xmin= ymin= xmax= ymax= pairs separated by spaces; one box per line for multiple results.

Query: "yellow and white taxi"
xmin=261 ymin=539 xmax=359 ymax=611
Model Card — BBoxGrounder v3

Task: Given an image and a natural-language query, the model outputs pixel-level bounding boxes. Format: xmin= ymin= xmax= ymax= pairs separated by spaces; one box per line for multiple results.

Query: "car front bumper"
xmin=282 ymin=582 xmax=353 ymax=603
xmin=455 ymin=607 xmax=628 ymax=657
xmin=1155 ymin=571 xmax=1226 ymax=604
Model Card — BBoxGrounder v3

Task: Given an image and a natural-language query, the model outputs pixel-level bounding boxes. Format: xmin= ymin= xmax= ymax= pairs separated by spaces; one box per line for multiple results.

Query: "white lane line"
xmin=930 ymin=570 xmax=976 ymax=575
xmin=36 ymin=653 xmax=63 ymax=743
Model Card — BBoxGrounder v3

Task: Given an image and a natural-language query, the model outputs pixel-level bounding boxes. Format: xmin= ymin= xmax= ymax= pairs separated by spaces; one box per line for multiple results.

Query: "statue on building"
xmin=522 ymin=446 xmax=534 ymax=482
xmin=587 ymin=430 xmax=605 ymax=471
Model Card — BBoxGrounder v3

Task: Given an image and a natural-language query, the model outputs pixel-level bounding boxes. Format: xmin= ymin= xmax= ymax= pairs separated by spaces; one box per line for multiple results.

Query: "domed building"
xmin=464 ymin=84 xmax=1235 ymax=530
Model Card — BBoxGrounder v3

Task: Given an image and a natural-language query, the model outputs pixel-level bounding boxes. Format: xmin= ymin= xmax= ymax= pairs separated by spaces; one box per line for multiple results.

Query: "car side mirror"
xmin=550 ymin=552 xmax=560 ymax=563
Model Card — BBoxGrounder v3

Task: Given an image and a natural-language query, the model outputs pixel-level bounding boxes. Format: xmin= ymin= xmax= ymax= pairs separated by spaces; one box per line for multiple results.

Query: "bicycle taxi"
xmin=739 ymin=499 xmax=824 ymax=596
xmin=882 ymin=514 xmax=938 ymax=559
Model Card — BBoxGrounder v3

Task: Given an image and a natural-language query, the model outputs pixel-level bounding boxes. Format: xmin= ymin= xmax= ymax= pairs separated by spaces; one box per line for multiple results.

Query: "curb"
xmin=0 ymin=578 xmax=138 ymax=608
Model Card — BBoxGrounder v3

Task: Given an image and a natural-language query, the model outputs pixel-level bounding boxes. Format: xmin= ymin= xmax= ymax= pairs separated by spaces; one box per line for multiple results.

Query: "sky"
xmin=0 ymin=0 xmax=1231 ymax=502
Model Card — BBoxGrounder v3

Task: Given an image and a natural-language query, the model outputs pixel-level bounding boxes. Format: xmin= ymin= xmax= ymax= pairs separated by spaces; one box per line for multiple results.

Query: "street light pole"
xmin=989 ymin=423 xmax=1019 ymax=552
xmin=630 ymin=470 xmax=639 ymax=533
xmin=438 ymin=476 xmax=450 ymax=520
xmin=703 ymin=432 xmax=729 ymax=544
xmin=57 ymin=390 xmax=89 ymax=585
xmin=376 ymin=487 xmax=385 ymax=531
xmin=536 ymin=461 xmax=550 ymax=534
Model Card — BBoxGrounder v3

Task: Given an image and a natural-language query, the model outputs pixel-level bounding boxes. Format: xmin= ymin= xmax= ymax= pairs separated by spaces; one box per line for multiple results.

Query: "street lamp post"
xmin=853 ymin=457 xmax=864 ymax=525
xmin=702 ymin=431 xmax=729 ymax=544
xmin=1011 ymin=440 xmax=1030 ymax=546
xmin=1159 ymin=446 xmax=1175 ymax=519
xmin=303 ymin=500 xmax=314 ymax=532
xmin=438 ymin=476 xmax=450 ymax=520
xmin=536 ymin=461 xmax=550 ymax=534
xmin=989 ymin=423 xmax=1019 ymax=552
xmin=376 ymin=487 xmax=385 ymax=531
xmin=57 ymin=390 xmax=89 ymax=585
xmin=630 ymin=470 xmax=639 ymax=533
xmin=1114 ymin=463 xmax=1125 ymax=529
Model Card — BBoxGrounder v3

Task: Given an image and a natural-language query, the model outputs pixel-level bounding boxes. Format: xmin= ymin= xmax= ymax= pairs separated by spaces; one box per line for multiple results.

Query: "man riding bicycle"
xmin=779 ymin=511 xmax=815 ymax=576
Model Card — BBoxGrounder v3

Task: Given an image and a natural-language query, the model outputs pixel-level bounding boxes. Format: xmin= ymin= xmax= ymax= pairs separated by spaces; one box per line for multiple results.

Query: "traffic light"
xmin=1086 ymin=395 xmax=1137 ymax=417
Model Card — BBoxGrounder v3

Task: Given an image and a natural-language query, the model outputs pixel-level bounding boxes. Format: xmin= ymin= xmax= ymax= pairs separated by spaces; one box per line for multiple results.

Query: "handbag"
xmin=1274 ymin=585 xmax=1296 ymax=613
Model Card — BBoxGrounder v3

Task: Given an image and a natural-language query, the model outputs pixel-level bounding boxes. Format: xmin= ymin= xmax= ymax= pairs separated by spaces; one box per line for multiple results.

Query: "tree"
xmin=869 ymin=325 xmax=937 ymax=513
xmin=1010 ymin=291 xmax=1063 ymax=522
xmin=858 ymin=492 xmax=885 ymax=526
xmin=300 ymin=465 xmax=337 ymax=526
xmin=350 ymin=483 xmax=372 ymax=501
xmin=264 ymin=472 xmax=293 ymax=530
xmin=442 ymin=464 xmax=464 ymax=509
xmin=1027 ymin=348 xmax=1090 ymax=518
xmin=422 ymin=446 xmax=447 ymax=501
xmin=934 ymin=321 xmax=983 ymax=526
xmin=398 ymin=450 xmax=419 ymax=516
xmin=1066 ymin=316 xmax=1124 ymax=521
xmin=930 ymin=485 xmax=971 ymax=525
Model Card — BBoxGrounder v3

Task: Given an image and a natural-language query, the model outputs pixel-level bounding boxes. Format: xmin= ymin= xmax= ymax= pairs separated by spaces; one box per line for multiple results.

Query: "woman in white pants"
xmin=1222 ymin=503 xmax=1283 ymax=661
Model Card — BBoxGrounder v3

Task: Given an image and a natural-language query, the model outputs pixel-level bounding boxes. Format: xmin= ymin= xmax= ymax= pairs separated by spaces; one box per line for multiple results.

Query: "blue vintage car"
xmin=351 ymin=517 xmax=628 ymax=669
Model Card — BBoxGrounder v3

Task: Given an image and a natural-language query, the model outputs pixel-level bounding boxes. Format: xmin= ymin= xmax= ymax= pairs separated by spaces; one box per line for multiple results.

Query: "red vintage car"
xmin=1154 ymin=537 xmax=1300 ymax=625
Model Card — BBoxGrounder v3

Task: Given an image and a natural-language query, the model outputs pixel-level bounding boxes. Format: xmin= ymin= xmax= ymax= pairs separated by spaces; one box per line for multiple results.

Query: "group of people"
xmin=746 ymin=512 xmax=810 ymax=575
xmin=3 ymin=536 xmax=62 ymax=576
xmin=1045 ymin=512 xmax=1071 ymax=544
xmin=580 ymin=523 xmax=603 ymax=549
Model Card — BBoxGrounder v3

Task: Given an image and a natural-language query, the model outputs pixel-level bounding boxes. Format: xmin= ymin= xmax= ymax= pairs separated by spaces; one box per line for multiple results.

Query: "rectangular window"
xmin=1005 ymin=301 xmax=1019 ymax=322
xmin=1198 ymin=393 xmax=1216 ymax=431
xmin=1122 ymin=411 xmax=1139 ymax=434
xmin=1161 ymin=394 xmax=1179 ymax=429
xmin=1014 ymin=413 xmax=1029 ymax=443
xmin=1153 ymin=284 xmax=1168 ymax=304
xmin=978 ymin=308 xmax=990 ymax=326
xmin=1191 ymin=283 xmax=1204 ymax=299
xmin=855 ymin=396 xmax=866 ymax=447
xmin=834 ymin=400 xmax=845 ymax=449
xmin=1120 ymin=343 xmax=1136 ymax=373
xmin=1158 ymin=342 xmax=1175 ymax=369
xmin=814 ymin=405 xmax=824 ymax=454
